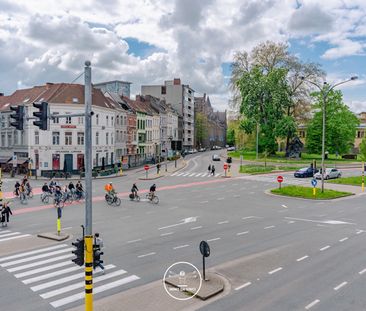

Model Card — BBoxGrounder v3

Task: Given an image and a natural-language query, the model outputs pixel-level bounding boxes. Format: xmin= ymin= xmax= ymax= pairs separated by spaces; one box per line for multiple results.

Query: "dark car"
xmin=294 ymin=167 xmax=319 ymax=178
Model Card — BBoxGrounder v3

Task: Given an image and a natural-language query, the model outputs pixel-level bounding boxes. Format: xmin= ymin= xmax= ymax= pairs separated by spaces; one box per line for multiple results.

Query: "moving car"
xmin=212 ymin=154 xmax=220 ymax=161
xmin=314 ymin=168 xmax=342 ymax=180
xmin=294 ymin=167 xmax=319 ymax=178
xmin=227 ymin=146 xmax=236 ymax=151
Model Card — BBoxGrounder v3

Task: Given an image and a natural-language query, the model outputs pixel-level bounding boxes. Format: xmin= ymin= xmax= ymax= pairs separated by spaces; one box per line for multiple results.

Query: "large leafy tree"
xmin=237 ymin=66 xmax=291 ymax=154
xmin=226 ymin=128 xmax=235 ymax=146
xmin=306 ymin=90 xmax=359 ymax=154
xmin=194 ymin=112 xmax=208 ymax=147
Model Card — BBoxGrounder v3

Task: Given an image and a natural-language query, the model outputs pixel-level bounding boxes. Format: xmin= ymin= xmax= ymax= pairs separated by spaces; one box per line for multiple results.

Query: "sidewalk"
xmin=138 ymin=159 xmax=187 ymax=180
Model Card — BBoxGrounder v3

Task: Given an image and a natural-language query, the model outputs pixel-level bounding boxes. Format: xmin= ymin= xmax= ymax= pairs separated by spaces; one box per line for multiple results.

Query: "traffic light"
xmin=72 ymin=238 xmax=84 ymax=266
xmin=10 ymin=105 xmax=25 ymax=130
xmin=93 ymin=244 xmax=104 ymax=269
xmin=33 ymin=101 xmax=49 ymax=130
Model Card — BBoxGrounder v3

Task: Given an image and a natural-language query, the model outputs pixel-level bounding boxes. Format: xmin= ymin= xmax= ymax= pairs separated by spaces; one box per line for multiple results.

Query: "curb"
xmin=138 ymin=175 xmax=165 ymax=180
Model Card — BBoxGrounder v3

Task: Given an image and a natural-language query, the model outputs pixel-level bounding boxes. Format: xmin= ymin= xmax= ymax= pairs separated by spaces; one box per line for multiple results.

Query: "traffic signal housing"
xmin=72 ymin=238 xmax=84 ymax=266
xmin=93 ymin=244 xmax=104 ymax=269
xmin=33 ymin=101 xmax=49 ymax=130
xmin=10 ymin=105 xmax=25 ymax=130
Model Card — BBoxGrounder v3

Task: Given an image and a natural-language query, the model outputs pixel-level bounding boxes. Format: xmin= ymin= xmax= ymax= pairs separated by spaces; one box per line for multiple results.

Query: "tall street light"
xmin=301 ymin=76 xmax=358 ymax=193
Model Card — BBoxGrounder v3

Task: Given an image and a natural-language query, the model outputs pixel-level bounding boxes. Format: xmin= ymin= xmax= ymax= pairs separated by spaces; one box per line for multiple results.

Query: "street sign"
xmin=277 ymin=176 xmax=283 ymax=183
xmin=199 ymin=241 xmax=210 ymax=257
xmin=144 ymin=165 xmax=149 ymax=171
xmin=311 ymin=179 xmax=317 ymax=187
xmin=223 ymin=163 xmax=228 ymax=170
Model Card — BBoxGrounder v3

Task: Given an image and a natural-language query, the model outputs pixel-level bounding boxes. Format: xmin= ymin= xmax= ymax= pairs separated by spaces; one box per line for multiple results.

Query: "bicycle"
xmin=62 ymin=191 xmax=74 ymax=204
xmin=41 ymin=192 xmax=53 ymax=204
xmin=129 ymin=193 xmax=140 ymax=202
xmin=105 ymin=193 xmax=121 ymax=206
xmin=73 ymin=190 xmax=85 ymax=201
xmin=19 ymin=192 xmax=28 ymax=204
xmin=54 ymin=197 xmax=64 ymax=209
xmin=26 ymin=188 xmax=33 ymax=199
xmin=146 ymin=193 xmax=159 ymax=204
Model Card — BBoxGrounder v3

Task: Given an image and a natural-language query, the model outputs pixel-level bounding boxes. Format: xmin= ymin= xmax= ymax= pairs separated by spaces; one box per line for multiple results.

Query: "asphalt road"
xmin=1 ymin=150 xmax=366 ymax=311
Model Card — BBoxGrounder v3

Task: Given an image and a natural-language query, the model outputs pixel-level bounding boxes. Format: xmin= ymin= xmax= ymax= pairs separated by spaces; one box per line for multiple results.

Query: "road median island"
xmin=271 ymin=185 xmax=353 ymax=200
xmin=239 ymin=165 xmax=297 ymax=175
xmin=327 ymin=176 xmax=363 ymax=187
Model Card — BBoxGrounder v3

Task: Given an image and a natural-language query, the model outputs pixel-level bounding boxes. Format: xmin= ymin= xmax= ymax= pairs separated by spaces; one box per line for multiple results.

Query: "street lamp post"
xmin=301 ymin=76 xmax=358 ymax=193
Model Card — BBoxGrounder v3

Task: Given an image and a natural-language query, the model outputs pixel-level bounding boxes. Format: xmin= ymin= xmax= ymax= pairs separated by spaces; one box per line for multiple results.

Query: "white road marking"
xmin=7 ymin=254 xmax=74 ymax=273
xmin=207 ymin=238 xmax=221 ymax=242
xmin=0 ymin=230 xmax=11 ymax=235
xmin=1 ymin=247 xmax=74 ymax=267
xmin=63 ymin=227 xmax=73 ymax=230
xmin=217 ymin=221 xmax=229 ymax=225
xmin=200 ymin=201 xmax=209 ymax=204
xmin=173 ymin=244 xmax=189 ymax=250
xmin=190 ymin=226 xmax=202 ymax=230
xmin=285 ymin=217 xmax=354 ymax=225
xmin=195 ymin=173 xmax=203 ymax=177
xmin=235 ymin=282 xmax=252 ymax=291
xmin=0 ymin=232 xmax=22 ymax=238
xmin=127 ymin=239 xmax=142 ymax=244
xmin=137 ymin=252 xmax=156 ymax=258
xmin=177 ymin=173 xmax=185 ymax=176
xmin=182 ymin=173 xmax=190 ymax=176
xmin=160 ymin=232 xmax=174 ymax=236
xmin=268 ymin=267 xmax=282 ymax=275
xmin=158 ymin=216 xmax=198 ymax=230
xmin=242 ymin=216 xmax=259 ymax=220
xmin=334 ymin=281 xmax=348 ymax=291
xmin=281 ymin=204 xmax=288 ymax=208
xmin=22 ymin=265 xmax=82 ymax=284
xmin=320 ymin=245 xmax=330 ymax=251
xmin=171 ymin=172 xmax=178 ymax=176
xmin=356 ymin=230 xmax=364 ymax=234
xmin=14 ymin=261 xmax=73 ymax=278
xmin=264 ymin=226 xmax=275 ymax=229
xmin=50 ymin=275 xmax=140 ymax=308
xmin=339 ymin=237 xmax=349 ymax=242
xmin=359 ymin=268 xmax=366 ymax=275
xmin=296 ymin=255 xmax=309 ymax=262
xmin=236 ymin=231 xmax=249 ymax=236
xmin=41 ymin=268 xmax=128 ymax=299
xmin=305 ymin=299 xmax=320 ymax=310
xmin=189 ymin=173 xmax=196 ymax=177
xmin=0 ymin=234 xmax=31 ymax=243
xmin=287 ymin=221 xmax=295 ymax=224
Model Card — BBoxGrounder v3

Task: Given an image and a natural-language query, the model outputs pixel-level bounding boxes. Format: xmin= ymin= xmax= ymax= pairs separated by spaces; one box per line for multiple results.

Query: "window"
xmin=111 ymin=117 xmax=114 ymax=126
xmin=35 ymin=131 xmax=39 ymax=145
xmin=66 ymin=114 xmax=72 ymax=124
xmin=116 ymin=116 xmax=119 ymax=125
xmin=357 ymin=131 xmax=364 ymax=138
xmin=53 ymin=112 xmax=59 ymax=124
xmin=96 ymin=132 xmax=99 ymax=145
xmin=1 ymin=115 xmax=5 ymax=128
xmin=106 ymin=116 xmax=109 ymax=126
xmin=65 ymin=132 xmax=72 ymax=145
xmin=96 ymin=114 xmax=99 ymax=125
xmin=111 ymin=133 xmax=114 ymax=145
xmin=161 ymin=86 xmax=166 ymax=95
xmin=78 ymin=117 xmax=84 ymax=125
xmin=77 ymin=132 xmax=84 ymax=145
xmin=52 ymin=132 xmax=60 ymax=145
xmin=106 ymin=132 xmax=109 ymax=145
xmin=7 ymin=133 xmax=12 ymax=146
xmin=1 ymin=134 xmax=4 ymax=146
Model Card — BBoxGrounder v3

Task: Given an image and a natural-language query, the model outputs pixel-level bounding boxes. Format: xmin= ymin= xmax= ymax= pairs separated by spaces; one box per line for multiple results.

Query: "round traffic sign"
xmin=144 ymin=165 xmax=149 ymax=171
xmin=223 ymin=163 xmax=228 ymax=170
xmin=199 ymin=241 xmax=210 ymax=257
xmin=277 ymin=175 xmax=283 ymax=183
xmin=311 ymin=179 xmax=317 ymax=187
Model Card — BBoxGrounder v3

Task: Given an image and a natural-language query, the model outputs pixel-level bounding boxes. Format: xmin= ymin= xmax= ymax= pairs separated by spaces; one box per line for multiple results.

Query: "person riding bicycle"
xmin=42 ymin=183 xmax=51 ymax=193
xmin=19 ymin=183 xmax=26 ymax=201
xmin=49 ymin=179 xmax=57 ymax=193
xmin=149 ymin=184 xmax=156 ymax=199
xmin=54 ymin=186 xmax=63 ymax=205
xmin=75 ymin=181 xmax=84 ymax=199
xmin=14 ymin=181 xmax=20 ymax=196
xmin=68 ymin=181 xmax=75 ymax=193
xmin=131 ymin=183 xmax=139 ymax=198
xmin=105 ymin=182 xmax=116 ymax=197
xmin=21 ymin=175 xmax=28 ymax=186
xmin=25 ymin=181 xmax=32 ymax=196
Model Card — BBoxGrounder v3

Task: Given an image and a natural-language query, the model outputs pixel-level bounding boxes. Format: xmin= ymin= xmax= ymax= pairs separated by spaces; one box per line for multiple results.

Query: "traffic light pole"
xmin=84 ymin=61 xmax=93 ymax=311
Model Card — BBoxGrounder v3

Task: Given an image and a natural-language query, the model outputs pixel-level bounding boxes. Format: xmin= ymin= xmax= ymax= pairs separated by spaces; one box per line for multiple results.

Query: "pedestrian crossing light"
xmin=33 ymin=101 xmax=49 ymax=130
xmin=93 ymin=244 xmax=104 ymax=269
xmin=10 ymin=105 xmax=25 ymax=130
xmin=72 ymin=238 xmax=84 ymax=266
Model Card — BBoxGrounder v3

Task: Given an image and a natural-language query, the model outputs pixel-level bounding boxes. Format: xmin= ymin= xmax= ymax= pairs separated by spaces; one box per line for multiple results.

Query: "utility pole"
xmin=84 ymin=61 xmax=93 ymax=311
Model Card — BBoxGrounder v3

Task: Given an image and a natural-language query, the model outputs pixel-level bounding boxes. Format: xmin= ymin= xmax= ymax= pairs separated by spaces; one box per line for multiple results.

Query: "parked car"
xmin=294 ymin=167 xmax=319 ymax=178
xmin=212 ymin=154 xmax=220 ymax=161
xmin=198 ymin=148 xmax=206 ymax=152
xmin=314 ymin=168 xmax=342 ymax=180
xmin=227 ymin=146 xmax=236 ymax=151
xmin=188 ymin=149 xmax=194 ymax=154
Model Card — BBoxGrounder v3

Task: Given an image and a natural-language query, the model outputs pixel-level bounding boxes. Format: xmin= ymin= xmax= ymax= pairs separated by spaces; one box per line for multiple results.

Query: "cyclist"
xmin=25 ymin=181 xmax=32 ymax=197
xmin=21 ymin=175 xmax=28 ymax=186
xmin=131 ymin=183 xmax=139 ymax=198
xmin=68 ymin=181 xmax=75 ymax=193
xmin=49 ymin=178 xmax=57 ymax=193
xmin=14 ymin=181 xmax=20 ymax=197
xmin=54 ymin=186 xmax=63 ymax=206
xmin=149 ymin=184 xmax=156 ymax=200
xmin=19 ymin=183 xmax=26 ymax=202
xmin=75 ymin=181 xmax=84 ymax=199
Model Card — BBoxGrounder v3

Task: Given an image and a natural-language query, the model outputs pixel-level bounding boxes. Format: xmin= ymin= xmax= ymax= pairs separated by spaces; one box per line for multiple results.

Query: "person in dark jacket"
xmin=68 ymin=181 xmax=75 ymax=192
xmin=1 ymin=202 xmax=12 ymax=227
xmin=208 ymin=164 xmax=211 ymax=173
xmin=211 ymin=165 xmax=215 ymax=176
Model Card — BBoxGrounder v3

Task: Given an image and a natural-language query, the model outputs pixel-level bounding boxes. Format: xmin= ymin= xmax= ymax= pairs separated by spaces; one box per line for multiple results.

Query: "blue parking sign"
xmin=311 ymin=179 xmax=317 ymax=187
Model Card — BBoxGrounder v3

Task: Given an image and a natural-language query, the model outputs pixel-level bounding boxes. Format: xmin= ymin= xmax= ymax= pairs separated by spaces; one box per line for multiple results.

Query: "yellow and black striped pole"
xmin=0 ymin=168 xmax=3 ymax=209
xmin=85 ymin=235 xmax=93 ymax=311
xmin=362 ymin=161 xmax=365 ymax=192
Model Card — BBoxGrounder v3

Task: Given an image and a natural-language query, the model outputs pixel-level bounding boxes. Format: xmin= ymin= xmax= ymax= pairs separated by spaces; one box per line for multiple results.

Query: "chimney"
xmin=173 ymin=78 xmax=181 ymax=85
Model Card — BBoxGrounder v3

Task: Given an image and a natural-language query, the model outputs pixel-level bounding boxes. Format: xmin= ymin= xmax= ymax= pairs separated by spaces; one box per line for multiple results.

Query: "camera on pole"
xmin=93 ymin=244 xmax=104 ymax=269
xmin=10 ymin=105 xmax=25 ymax=130
xmin=33 ymin=101 xmax=49 ymax=130
xmin=72 ymin=238 xmax=85 ymax=266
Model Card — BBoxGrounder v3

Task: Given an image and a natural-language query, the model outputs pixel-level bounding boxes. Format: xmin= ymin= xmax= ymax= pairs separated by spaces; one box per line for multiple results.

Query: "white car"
xmin=314 ymin=168 xmax=342 ymax=180
xmin=227 ymin=146 xmax=236 ymax=151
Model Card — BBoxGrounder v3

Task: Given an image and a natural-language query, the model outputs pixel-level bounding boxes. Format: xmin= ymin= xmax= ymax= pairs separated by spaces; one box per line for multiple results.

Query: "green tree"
xmin=226 ymin=128 xmax=235 ymax=146
xmin=195 ymin=112 xmax=208 ymax=147
xmin=359 ymin=137 xmax=366 ymax=161
xmin=236 ymin=66 xmax=292 ymax=154
xmin=306 ymin=90 xmax=359 ymax=154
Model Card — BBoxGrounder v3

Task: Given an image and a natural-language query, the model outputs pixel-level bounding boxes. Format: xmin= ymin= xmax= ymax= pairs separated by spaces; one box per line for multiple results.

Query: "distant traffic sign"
xmin=311 ymin=179 xmax=317 ymax=187
xmin=277 ymin=176 xmax=283 ymax=183
xmin=223 ymin=163 xmax=228 ymax=170
xmin=144 ymin=165 xmax=149 ymax=171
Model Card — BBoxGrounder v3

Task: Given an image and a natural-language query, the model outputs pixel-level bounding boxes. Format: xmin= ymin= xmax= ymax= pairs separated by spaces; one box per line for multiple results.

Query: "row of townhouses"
xmin=0 ymin=79 xmax=227 ymax=175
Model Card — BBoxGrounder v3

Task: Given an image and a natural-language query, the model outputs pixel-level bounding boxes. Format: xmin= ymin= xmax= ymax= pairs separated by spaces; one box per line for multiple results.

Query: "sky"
xmin=0 ymin=0 xmax=366 ymax=113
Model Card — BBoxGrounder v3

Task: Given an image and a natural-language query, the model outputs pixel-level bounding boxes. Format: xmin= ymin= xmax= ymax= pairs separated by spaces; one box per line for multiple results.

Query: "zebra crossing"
xmin=0 ymin=227 xmax=31 ymax=243
xmin=170 ymin=171 xmax=223 ymax=178
xmin=0 ymin=244 xmax=140 ymax=309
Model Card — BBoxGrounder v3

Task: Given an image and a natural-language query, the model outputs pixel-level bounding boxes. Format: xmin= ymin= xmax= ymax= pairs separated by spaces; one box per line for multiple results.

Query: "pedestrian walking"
xmin=208 ymin=164 xmax=211 ymax=173
xmin=211 ymin=165 xmax=215 ymax=176
xmin=157 ymin=163 xmax=161 ymax=174
xmin=94 ymin=233 xmax=105 ymax=274
xmin=1 ymin=202 xmax=12 ymax=227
